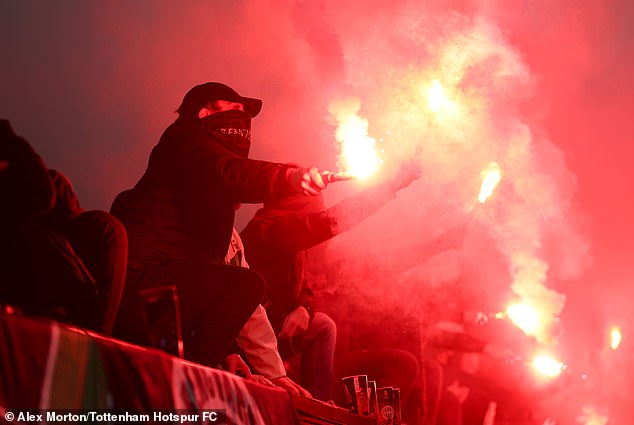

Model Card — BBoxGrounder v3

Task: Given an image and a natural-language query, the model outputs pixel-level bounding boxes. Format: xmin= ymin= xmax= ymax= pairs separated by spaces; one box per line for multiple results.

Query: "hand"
xmin=249 ymin=374 xmax=275 ymax=387
xmin=463 ymin=310 xmax=489 ymax=325
xmin=278 ymin=306 xmax=310 ymax=339
xmin=271 ymin=376 xmax=312 ymax=398
xmin=287 ymin=166 xmax=328 ymax=196
xmin=224 ymin=354 xmax=253 ymax=379
xmin=389 ymin=159 xmax=422 ymax=191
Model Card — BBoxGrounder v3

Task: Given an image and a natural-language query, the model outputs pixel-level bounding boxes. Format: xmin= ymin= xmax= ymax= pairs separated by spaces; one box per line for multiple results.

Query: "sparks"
xmin=329 ymin=98 xmax=382 ymax=180
xmin=478 ymin=162 xmax=502 ymax=203
xmin=531 ymin=354 xmax=564 ymax=378
xmin=610 ymin=326 xmax=622 ymax=350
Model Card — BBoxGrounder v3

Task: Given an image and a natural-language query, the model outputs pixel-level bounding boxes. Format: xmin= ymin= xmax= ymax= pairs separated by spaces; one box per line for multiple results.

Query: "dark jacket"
xmin=241 ymin=181 xmax=398 ymax=331
xmin=0 ymin=121 xmax=98 ymax=326
xmin=111 ymin=118 xmax=296 ymax=273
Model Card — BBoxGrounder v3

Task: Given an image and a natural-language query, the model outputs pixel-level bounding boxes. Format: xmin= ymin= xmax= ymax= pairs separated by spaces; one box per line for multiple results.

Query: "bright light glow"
xmin=336 ymin=115 xmax=382 ymax=179
xmin=423 ymin=79 xmax=462 ymax=122
xmin=577 ymin=406 xmax=608 ymax=425
xmin=508 ymin=254 xmax=565 ymax=345
xmin=610 ymin=326 xmax=622 ymax=350
xmin=427 ymin=79 xmax=445 ymax=113
xmin=329 ymin=98 xmax=382 ymax=180
xmin=478 ymin=162 xmax=502 ymax=203
xmin=506 ymin=303 xmax=541 ymax=336
xmin=531 ymin=354 xmax=563 ymax=378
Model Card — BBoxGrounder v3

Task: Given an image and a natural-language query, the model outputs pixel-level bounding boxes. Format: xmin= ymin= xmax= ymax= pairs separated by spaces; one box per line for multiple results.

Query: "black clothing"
xmin=199 ymin=109 xmax=253 ymax=157
xmin=0 ymin=122 xmax=126 ymax=333
xmin=61 ymin=208 xmax=127 ymax=335
xmin=240 ymin=207 xmax=335 ymax=331
xmin=114 ymin=261 xmax=265 ymax=366
xmin=111 ymin=119 xmax=294 ymax=274
xmin=178 ymin=82 xmax=262 ymax=119
xmin=240 ymin=182 xmax=398 ymax=331
xmin=111 ymin=117 xmax=298 ymax=366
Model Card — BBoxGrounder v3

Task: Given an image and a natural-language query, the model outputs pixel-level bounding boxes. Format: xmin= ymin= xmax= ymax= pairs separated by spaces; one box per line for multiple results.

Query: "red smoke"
xmin=2 ymin=1 xmax=633 ymax=423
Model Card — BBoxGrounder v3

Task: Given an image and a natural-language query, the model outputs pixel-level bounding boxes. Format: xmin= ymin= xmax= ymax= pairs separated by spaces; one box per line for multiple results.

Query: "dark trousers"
xmin=63 ymin=210 xmax=127 ymax=335
xmin=278 ymin=312 xmax=337 ymax=401
xmin=115 ymin=259 xmax=264 ymax=367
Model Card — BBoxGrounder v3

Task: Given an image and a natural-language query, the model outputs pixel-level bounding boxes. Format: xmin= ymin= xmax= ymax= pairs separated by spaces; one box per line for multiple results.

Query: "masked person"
xmin=110 ymin=82 xmax=329 ymax=377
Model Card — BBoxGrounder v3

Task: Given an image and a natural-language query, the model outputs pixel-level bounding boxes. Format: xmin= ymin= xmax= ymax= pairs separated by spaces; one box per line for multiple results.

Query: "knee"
xmin=89 ymin=210 xmax=127 ymax=243
xmin=311 ymin=312 xmax=337 ymax=343
xmin=74 ymin=210 xmax=128 ymax=249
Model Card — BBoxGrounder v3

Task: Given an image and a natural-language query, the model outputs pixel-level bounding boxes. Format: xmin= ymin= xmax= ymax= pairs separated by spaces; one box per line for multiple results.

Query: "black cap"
xmin=178 ymin=82 xmax=263 ymax=119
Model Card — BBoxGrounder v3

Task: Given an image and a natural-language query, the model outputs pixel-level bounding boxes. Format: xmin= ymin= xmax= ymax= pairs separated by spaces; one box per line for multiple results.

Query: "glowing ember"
xmin=427 ymin=79 xmax=446 ymax=113
xmin=494 ymin=311 xmax=506 ymax=320
xmin=478 ymin=162 xmax=502 ymax=203
xmin=610 ymin=326 xmax=622 ymax=350
xmin=329 ymin=98 xmax=382 ymax=179
xmin=531 ymin=354 xmax=564 ymax=378
xmin=506 ymin=303 xmax=541 ymax=336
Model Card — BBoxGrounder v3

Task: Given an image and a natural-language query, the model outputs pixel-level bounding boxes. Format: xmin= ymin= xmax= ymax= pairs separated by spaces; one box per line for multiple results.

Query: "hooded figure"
xmin=110 ymin=82 xmax=328 ymax=374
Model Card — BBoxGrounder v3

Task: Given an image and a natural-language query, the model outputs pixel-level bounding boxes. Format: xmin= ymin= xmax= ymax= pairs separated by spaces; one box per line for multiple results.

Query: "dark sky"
xmin=2 ymin=1 xmax=633 ymax=422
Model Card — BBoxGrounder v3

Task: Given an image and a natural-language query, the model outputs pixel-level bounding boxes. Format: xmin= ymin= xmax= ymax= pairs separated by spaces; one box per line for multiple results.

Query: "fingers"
xmin=224 ymin=353 xmax=240 ymax=374
xmin=271 ymin=377 xmax=313 ymax=398
xmin=224 ymin=354 xmax=253 ymax=379
xmin=300 ymin=167 xmax=327 ymax=196
xmin=250 ymin=375 xmax=275 ymax=386
xmin=287 ymin=166 xmax=328 ymax=196
xmin=239 ymin=364 xmax=254 ymax=380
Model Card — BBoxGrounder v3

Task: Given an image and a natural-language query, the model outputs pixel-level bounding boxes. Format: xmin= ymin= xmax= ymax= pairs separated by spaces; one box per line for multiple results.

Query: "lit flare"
xmin=577 ymin=406 xmax=608 ymax=425
xmin=424 ymin=79 xmax=461 ymax=121
xmin=329 ymin=98 xmax=382 ymax=180
xmin=531 ymin=354 xmax=564 ymax=378
xmin=478 ymin=162 xmax=502 ymax=203
xmin=427 ymin=79 xmax=445 ymax=113
xmin=610 ymin=326 xmax=622 ymax=350
xmin=505 ymin=303 xmax=541 ymax=336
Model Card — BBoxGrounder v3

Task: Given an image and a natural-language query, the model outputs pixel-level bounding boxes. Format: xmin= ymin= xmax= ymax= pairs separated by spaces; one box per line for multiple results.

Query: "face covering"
xmin=199 ymin=109 xmax=252 ymax=157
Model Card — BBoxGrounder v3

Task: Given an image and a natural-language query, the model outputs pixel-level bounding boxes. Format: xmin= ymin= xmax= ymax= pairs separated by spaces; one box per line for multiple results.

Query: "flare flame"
xmin=531 ymin=354 xmax=564 ymax=378
xmin=328 ymin=98 xmax=382 ymax=179
xmin=478 ymin=162 xmax=502 ymax=203
xmin=610 ymin=326 xmax=622 ymax=350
